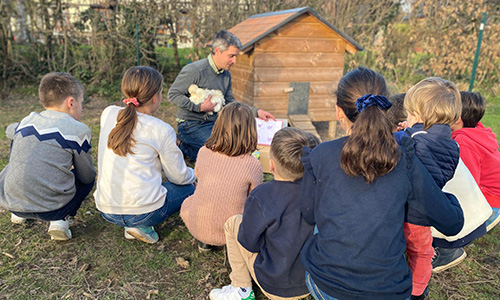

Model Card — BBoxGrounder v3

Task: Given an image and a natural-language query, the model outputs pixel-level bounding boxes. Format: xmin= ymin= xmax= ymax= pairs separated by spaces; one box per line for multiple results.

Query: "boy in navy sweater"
xmin=396 ymin=78 xmax=471 ymax=279
xmin=209 ymin=127 xmax=320 ymax=300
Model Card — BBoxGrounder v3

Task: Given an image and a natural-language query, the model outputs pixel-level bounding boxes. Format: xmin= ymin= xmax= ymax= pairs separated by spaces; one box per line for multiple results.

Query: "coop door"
xmin=288 ymin=82 xmax=310 ymax=115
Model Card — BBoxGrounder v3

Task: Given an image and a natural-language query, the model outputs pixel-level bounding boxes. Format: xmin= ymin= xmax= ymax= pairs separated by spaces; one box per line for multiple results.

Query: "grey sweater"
xmin=168 ymin=57 xmax=235 ymax=122
xmin=0 ymin=110 xmax=96 ymax=213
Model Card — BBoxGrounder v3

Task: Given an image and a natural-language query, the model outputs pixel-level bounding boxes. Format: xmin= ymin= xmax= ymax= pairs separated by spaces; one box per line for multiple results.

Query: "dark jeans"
xmin=177 ymin=120 xmax=214 ymax=161
xmin=11 ymin=177 xmax=94 ymax=221
xmin=305 ymin=272 xmax=411 ymax=300
xmin=101 ymin=182 xmax=195 ymax=228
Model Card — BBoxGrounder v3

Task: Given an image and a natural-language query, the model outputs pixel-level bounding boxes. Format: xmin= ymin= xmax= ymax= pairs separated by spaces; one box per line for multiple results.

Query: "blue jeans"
xmin=11 ymin=176 xmax=94 ymax=221
xmin=305 ymin=272 xmax=411 ymax=300
xmin=306 ymin=272 xmax=341 ymax=300
xmin=177 ymin=120 xmax=214 ymax=161
xmin=101 ymin=182 xmax=194 ymax=228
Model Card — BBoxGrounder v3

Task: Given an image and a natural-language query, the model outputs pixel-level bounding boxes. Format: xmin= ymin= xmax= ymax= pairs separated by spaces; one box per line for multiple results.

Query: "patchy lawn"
xmin=0 ymin=93 xmax=499 ymax=300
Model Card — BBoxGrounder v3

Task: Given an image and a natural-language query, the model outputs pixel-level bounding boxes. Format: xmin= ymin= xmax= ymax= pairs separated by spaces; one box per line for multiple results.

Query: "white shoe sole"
xmin=486 ymin=214 xmax=500 ymax=232
xmin=125 ymin=228 xmax=157 ymax=244
xmin=48 ymin=228 xmax=72 ymax=241
xmin=11 ymin=214 xmax=27 ymax=224
xmin=124 ymin=229 xmax=135 ymax=240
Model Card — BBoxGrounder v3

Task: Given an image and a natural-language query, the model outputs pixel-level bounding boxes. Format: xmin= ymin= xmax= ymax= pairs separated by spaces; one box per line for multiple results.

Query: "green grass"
xmin=482 ymin=99 xmax=500 ymax=143
xmin=1 ymin=92 xmax=499 ymax=299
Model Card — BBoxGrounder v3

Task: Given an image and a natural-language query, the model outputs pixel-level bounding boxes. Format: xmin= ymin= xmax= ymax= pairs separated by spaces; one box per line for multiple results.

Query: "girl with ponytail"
xmin=94 ymin=66 xmax=196 ymax=244
xmin=299 ymin=67 xmax=464 ymax=300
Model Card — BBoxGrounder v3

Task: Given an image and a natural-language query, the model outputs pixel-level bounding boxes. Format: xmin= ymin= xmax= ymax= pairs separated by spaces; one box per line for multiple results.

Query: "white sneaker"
xmin=209 ymin=285 xmax=255 ymax=300
xmin=124 ymin=228 xmax=135 ymax=240
xmin=125 ymin=227 xmax=159 ymax=244
xmin=11 ymin=213 xmax=27 ymax=224
xmin=48 ymin=219 xmax=72 ymax=241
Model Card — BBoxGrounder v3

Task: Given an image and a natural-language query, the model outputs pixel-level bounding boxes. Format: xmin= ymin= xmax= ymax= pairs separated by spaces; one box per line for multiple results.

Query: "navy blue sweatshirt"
xmin=395 ymin=123 xmax=459 ymax=188
xmin=395 ymin=123 xmax=485 ymax=248
xmin=238 ymin=180 xmax=313 ymax=297
xmin=300 ymin=137 xmax=464 ymax=300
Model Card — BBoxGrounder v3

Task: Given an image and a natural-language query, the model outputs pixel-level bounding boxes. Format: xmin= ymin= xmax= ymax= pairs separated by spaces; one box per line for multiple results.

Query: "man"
xmin=168 ymin=30 xmax=275 ymax=161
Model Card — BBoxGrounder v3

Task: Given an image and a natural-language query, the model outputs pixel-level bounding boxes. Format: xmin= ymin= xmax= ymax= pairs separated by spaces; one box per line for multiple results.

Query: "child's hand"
xmin=397 ymin=121 xmax=408 ymax=132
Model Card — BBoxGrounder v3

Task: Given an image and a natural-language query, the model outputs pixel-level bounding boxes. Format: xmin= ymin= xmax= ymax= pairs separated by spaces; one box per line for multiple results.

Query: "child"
xmin=451 ymin=91 xmax=500 ymax=231
xmin=299 ymin=67 xmax=464 ymax=300
xmin=389 ymin=92 xmax=431 ymax=299
xmin=387 ymin=93 xmax=407 ymax=131
xmin=399 ymin=78 xmax=484 ymax=276
xmin=209 ymin=127 xmax=320 ymax=300
xmin=0 ymin=72 xmax=96 ymax=240
xmin=180 ymin=102 xmax=262 ymax=251
xmin=94 ymin=66 xmax=195 ymax=244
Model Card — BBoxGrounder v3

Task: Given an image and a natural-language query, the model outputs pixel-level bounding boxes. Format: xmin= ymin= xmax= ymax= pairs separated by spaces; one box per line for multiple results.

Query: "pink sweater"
xmin=180 ymin=146 xmax=263 ymax=246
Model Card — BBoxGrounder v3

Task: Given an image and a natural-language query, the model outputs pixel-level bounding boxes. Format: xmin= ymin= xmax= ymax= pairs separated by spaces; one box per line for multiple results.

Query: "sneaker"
xmin=197 ymin=240 xmax=215 ymax=253
xmin=410 ymin=286 xmax=429 ymax=300
xmin=10 ymin=213 xmax=27 ymax=224
xmin=431 ymin=247 xmax=466 ymax=273
xmin=124 ymin=228 xmax=135 ymax=240
xmin=486 ymin=207 xmax=500 ymax=232
xmin=125 ymin=227 xmax=159 ymax=244
xmin=209 ymin=285 xmax=255 ymax=300
xmin=48 ymin=219 xmax=72 ymax=241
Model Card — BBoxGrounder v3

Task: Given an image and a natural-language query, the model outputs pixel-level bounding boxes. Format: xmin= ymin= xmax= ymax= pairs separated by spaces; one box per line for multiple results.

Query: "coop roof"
xmin=228 ymin=7 xmax=363 ymax=54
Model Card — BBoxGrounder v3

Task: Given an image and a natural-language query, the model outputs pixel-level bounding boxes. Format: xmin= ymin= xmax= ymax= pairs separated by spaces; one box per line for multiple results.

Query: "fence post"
xmin=469 ymin=12 xmax=487 ymax=92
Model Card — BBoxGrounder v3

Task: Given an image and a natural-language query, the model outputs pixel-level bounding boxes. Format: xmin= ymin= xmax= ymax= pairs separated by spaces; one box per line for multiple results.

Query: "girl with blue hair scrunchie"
xmin=299 ymin=67 xmax=464 ymax=300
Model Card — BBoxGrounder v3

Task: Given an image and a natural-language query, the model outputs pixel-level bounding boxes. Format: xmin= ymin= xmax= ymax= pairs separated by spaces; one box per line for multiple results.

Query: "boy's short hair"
xmin=270 ymin=127 xmax=320 ymax=181
xmin=404 ymin=77 xmax=461 ymax=130
xmin=387 ymin=93 xmax=407 ymax=129
xmin=39 ymin=72 xmax=85 ymax=108
xmin=459 ymin=91 xmax=485 ymax=128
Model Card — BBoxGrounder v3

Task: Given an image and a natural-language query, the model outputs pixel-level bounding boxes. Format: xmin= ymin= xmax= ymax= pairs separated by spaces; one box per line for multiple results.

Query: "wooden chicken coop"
xmin=228 ymin=7 xmax=363 ymax=139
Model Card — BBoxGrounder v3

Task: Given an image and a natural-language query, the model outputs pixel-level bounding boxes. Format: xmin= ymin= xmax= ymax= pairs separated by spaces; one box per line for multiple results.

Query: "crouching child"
xmin=0 ymin=72 xmax=96 ymax=241
xmin=209 ymin=127 xmax=320 ymax=300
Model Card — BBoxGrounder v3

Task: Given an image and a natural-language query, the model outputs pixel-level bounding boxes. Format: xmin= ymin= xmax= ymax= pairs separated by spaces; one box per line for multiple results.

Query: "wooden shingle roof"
xmin=228 ymin=7 xmax=363 ymax=54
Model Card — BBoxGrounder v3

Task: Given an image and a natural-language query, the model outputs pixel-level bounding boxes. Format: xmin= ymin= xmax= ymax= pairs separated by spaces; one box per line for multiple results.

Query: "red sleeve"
xmin=454 ymin=135 xmax=481 ymax=184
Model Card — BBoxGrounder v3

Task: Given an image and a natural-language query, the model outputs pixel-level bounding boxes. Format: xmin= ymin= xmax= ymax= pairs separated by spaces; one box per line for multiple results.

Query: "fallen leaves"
xmin=175 ymin=257 xmax=190 ymax=269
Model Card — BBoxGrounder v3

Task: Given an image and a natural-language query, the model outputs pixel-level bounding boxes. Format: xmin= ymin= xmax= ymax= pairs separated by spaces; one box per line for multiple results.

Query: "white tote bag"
xmin=431 ymin=158 xmax=492 ymax=241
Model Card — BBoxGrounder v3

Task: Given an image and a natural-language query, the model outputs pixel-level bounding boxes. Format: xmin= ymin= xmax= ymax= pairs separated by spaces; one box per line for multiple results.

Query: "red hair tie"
xmin=123 ymin=98 xmax=139 ymax=107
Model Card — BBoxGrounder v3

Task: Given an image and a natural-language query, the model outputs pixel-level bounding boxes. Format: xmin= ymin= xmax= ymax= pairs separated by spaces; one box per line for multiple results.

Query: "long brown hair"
xmin=107 ymin=66 xmax=163 ymax=156
xmin=338 ymin=67 xmax=400 ymax=183
xmin=205 ymin=102 xmax=257 ymax=156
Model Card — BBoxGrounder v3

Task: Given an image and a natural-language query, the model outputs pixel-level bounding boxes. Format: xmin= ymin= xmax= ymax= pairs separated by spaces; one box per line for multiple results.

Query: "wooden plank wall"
xmin=231 ymin=51 xmax=254 ymax=107
xmin=230 ymin=13 xmax=346 ymax=122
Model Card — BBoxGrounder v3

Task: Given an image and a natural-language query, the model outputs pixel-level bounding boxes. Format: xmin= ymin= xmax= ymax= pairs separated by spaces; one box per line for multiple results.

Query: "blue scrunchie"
xmin=356 ymin=94 xmax=392 ymax=113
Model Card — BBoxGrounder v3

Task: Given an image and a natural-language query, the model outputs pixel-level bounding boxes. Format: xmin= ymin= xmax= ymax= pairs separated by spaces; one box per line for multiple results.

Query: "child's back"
xmin=0 ymin=72 xmax=95 ymax=240
xmin=180 ymin=102 xmax=262 ymax=247
xmin=401 ymin=78 xmax=483 ymax=276
xmin=451 ymin=92 xmax=500 ymax=208
xmin=180 ymin=145 xmax=262 ymax=245
xmin=299 ymin=68 xmax=464 ymax=300
xmin=94 ymin=66 xmax=195 ymax=244
xmin=2 ymin=110 xmax=94 ymax=212
xmin=209 ymin=127 xmax=320 ymax=300
xmin=398 ymin=77 xmax=462 ymax=188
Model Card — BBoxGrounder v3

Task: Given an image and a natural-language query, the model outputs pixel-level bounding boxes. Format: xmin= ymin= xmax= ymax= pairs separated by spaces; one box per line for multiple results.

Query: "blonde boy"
xmin=0 ymin=72 xmax=96 ymax=241
xmin=404 ymin=77 xmax=461 ymax=132
xmin=397 ymin=78 xmax=465 ymax=290
xmin=210 ymin=127 xmax=320 ymax=300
